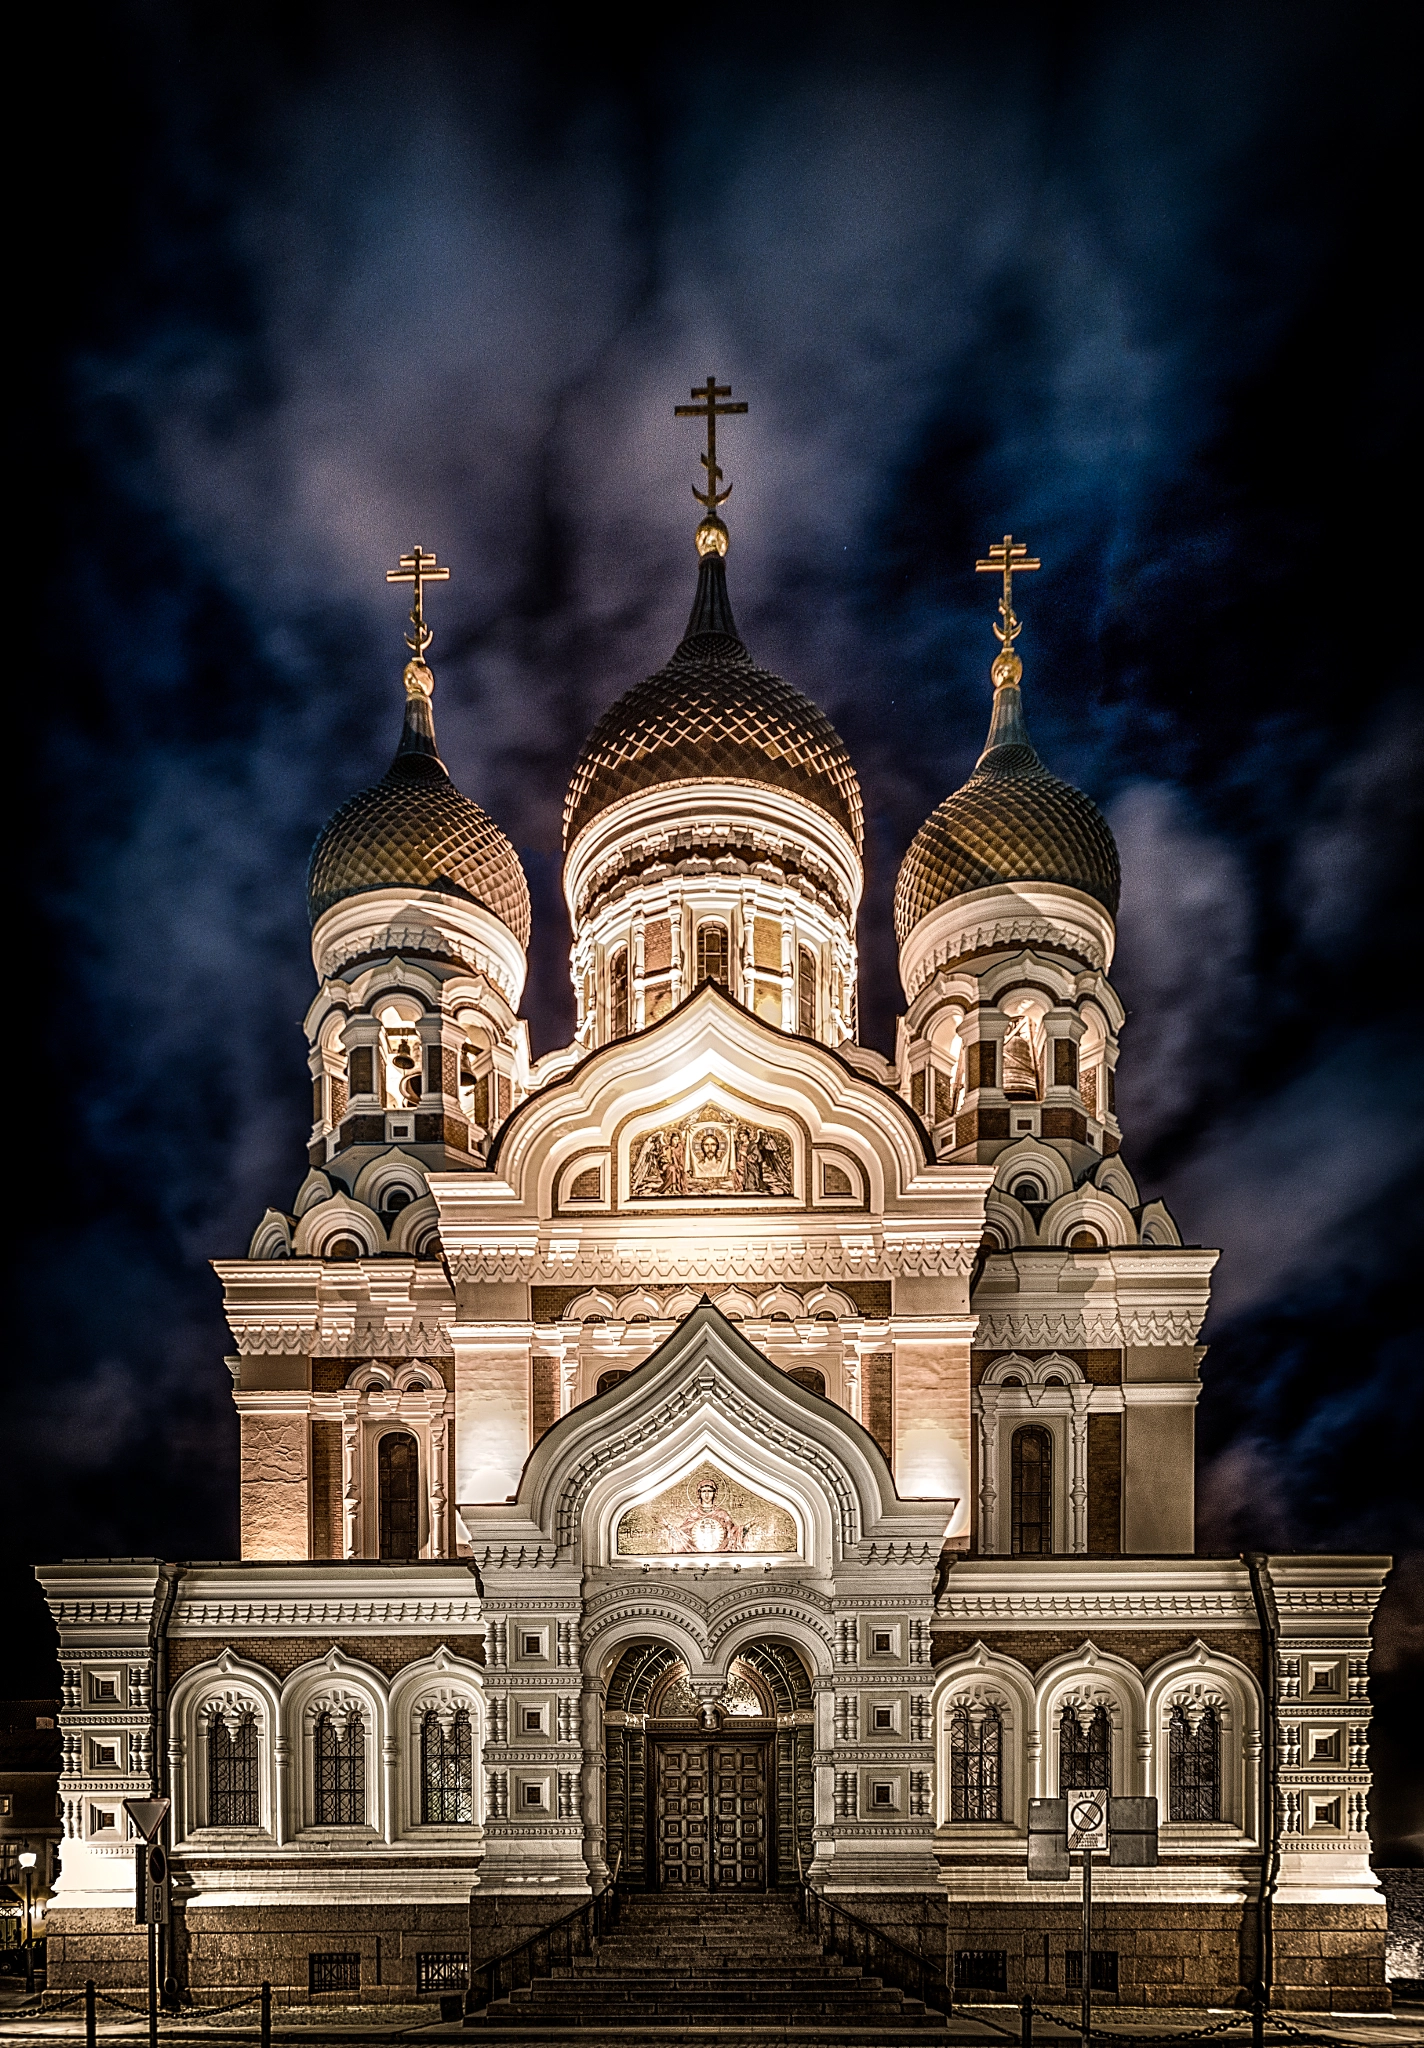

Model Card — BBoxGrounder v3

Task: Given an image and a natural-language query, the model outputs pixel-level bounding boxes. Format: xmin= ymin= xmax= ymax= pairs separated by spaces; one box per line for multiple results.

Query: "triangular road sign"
xmin=122 ymin=1797 xmax=170 ymax=1842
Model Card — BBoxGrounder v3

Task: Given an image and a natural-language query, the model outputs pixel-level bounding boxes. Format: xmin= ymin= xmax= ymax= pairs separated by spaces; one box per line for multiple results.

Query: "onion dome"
xmin=894 ymin=655 xmax=1119 ymax=943
xmin=308 ymin=659 xmax=531 ymax=945
xmin=563 ymin=547 xmax=863 ymax=851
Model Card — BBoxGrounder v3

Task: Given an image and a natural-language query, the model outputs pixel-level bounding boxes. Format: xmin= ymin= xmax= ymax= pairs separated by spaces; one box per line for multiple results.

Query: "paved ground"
xmin=1 ymin=1990 xmax=1419 ymax=2047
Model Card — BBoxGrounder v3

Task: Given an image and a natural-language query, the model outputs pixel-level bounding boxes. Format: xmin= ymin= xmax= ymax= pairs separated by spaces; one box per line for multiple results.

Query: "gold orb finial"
xmin=402 ymin=659 xmax=435 ymax=699
xmin=675 ymin=375 xmax=747 ymax=551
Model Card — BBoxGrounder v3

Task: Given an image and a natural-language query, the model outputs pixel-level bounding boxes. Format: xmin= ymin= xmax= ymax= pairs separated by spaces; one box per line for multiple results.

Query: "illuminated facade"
xmin=38 ymin=477 xmax=1389 ymax=2011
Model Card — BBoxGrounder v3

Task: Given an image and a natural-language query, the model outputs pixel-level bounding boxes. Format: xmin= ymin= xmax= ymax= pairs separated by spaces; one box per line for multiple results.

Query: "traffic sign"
xmin=1068 ymin=1795 xmax=1107 ymax=1852
xmin=123 ymin=1798 xmax=170 ymax=1843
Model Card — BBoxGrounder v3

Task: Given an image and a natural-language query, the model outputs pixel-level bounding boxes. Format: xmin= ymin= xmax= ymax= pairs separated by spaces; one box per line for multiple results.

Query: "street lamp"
xmin=17 ymin=1851 xmax=37 ymax=1996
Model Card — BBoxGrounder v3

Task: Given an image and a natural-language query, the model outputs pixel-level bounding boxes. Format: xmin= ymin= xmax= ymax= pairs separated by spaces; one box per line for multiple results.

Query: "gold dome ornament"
xmin=306 ymin=547 xmax=531 ymax=944
xmin=893 ymin=536 xmax=1120 ymax=942
xmin=564 ymin=377 xmax=863 ymax=852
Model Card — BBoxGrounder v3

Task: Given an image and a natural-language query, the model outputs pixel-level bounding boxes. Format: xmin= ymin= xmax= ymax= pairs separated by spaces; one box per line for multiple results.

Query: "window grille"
xmin=695 ymin=922 xmax=729 ymax=987
xmin=416 ymin=1953 xmax=468 ymax=1995
xmin=955 ymin=1950 xmax=1007 ymax=1992
xmin=421 ymin=1708 xmax=474 ymax=1824
xmin=314 ymin=1711 xmax=365 ymax=1826
xmin=797 ymin=947 xmax=816 ymax=1036
xmin=949 ymin=1703 xmax=1002 ymax=1822
xmin=208 ymin=1708 xmax=259 ymax=1826
xmin=309 ymin=1952 xmax=360 ymax=1995
xmin=377 ymin=1430 xmax=420 ymax=1559
xmin=609 ymin=947 xmax=629 ymax=1039
xmin=1169 ymin=1703 xmax=1221 ymax=1821
xmin=1011 ymin=1425 xmax=1052 ymax=1555
xmin=1059 ymin=1703 xmax=1111 ymax=1792
xmin=1066 ymin=1949 xmax=1119 ymax=1993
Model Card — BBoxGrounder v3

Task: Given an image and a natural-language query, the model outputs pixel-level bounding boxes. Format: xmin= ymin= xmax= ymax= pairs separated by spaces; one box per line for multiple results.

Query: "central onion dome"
xmin=308 ymin=660 xmax=531 ymax=945
xmin=564 ymin=550 xmax=863 ymax=852
xmin=894 ymin=654 xmax=1119 ymax=943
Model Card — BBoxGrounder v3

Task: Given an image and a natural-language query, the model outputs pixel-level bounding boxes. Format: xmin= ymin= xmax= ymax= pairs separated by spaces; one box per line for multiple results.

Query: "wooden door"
xmin=654 ymin=1743 xmax=711 ymax=1887
xmin=712 ymin=1740 xmax=768 ymax=1890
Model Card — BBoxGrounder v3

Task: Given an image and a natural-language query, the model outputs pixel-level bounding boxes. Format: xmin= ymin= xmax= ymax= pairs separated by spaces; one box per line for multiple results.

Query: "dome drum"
xmin=898 ymin=880 xmax=1116 ymax=1006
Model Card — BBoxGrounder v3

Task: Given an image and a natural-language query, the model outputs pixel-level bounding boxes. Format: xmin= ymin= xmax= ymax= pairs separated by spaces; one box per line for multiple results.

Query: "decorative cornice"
xmin=171 ymin=1598 xmax=482 ymax=1632
xmin=318 ymin=925 xmax=520 ymax=1005
xmin=230 ymin=1318 xmax=453 ymax=1358
xmin=973 ymin=1309 xmax=1205 ymax=1349
xmin=935 ymin=1591 xmax=1256 ymax=1624
xmin=449 ymin=1237 xmax=974 ymax=1287
xmin=906 ymin=918 xmax=1107 ymax=999
xmin=48 ymin=1602 xmax=157 ymax=1627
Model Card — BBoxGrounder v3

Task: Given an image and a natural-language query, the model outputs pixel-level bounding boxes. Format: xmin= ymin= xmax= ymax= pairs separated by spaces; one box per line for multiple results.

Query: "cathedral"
xmin=38 ymin=387 xmax=1389 ymax=2015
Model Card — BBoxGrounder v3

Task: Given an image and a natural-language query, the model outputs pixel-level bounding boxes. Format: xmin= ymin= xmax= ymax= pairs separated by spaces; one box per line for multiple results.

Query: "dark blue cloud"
xmin=15 ymin=0 xmax=1419 ymax=1851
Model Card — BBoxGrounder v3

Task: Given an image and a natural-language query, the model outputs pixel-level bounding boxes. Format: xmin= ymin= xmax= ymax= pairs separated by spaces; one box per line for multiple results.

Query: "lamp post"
xmin=17 ymin=1851 xmax=37 ymax=1995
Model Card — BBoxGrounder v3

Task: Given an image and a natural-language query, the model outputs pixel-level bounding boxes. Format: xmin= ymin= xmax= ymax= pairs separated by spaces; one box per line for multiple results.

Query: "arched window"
xmin=949 ymin=1703 xmax=1002 ymax=1822
xmin=695 ymin=922 xmax=729 ymax=987
xmin=787 ymin=1365 xmax=826 ymax=1397
xmin=1169 ymin=1704 xmax=1220 ymax=1821
xmin=421 ymin=1708 xmax=474 ymax=1824
xmin=207 ymin=1709 xmax=258 ymax=1827
xmin=378 ymin=1432 xmax=420 ymax=1559
xmin=1059 ymin=1703 xmax=1111 ymax=1792
xmin=596 ymin=1369 xmax=631 ymax=1396
xmin=609 ymin=947 xmax=629 ymax=1039
xmin=314 ymin=1710 xmax=365 ymax=1825
xmin=797 ymin=947 xmax=816 ymax=1036
xmin=1011 ymin=1426 xmax=1053 ymax=1555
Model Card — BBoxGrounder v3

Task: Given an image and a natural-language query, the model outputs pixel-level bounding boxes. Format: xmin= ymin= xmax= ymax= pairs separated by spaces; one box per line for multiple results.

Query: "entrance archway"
xmin=603 ymin=1639 xmax=814 ymax=1890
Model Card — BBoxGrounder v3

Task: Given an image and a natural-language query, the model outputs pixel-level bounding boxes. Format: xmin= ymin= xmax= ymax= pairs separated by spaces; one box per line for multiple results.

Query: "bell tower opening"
xmin=377 ymin=1430 xmax=420 ymax=1559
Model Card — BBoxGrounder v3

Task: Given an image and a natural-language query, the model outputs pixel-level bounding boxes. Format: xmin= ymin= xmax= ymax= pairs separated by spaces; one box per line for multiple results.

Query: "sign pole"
xmin=1081 ymin=1843 xmax=1092 ymax=2042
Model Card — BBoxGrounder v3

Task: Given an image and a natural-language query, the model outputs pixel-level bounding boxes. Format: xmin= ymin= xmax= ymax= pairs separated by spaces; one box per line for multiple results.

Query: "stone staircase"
xmin=464 ymin=1888 xmax=957 ymax=2039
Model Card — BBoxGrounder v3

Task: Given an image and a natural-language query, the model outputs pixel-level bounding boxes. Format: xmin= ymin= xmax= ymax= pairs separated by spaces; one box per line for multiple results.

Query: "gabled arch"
xmin=281 ymin=1647 xmax=389 ymax=1839
xmin=293 ymin=1190 xmax=385 ymax=1259
xmin=1036 ymin=1642 xmax=1147 ymax=1799
xmin=933 ymin=1641 xmax=1035 ymax=1830
xmin=168 ymin=1649 xmax=282 ymax=1844
xmin=247 ymin=1209 xmax=293 ymax=1260
xmin=992 ymin=1137 xmax=1073 ymax=1203
xmin=1143 ymin=1639 xmax=1261 ymax=1836
xmin=388 ymin=1645 xmax=486 ymax=1836
xmin=1041 ymin=1186 xmax=1136 ymax=1249
xmin=481 ymin=1303 xmax=950 ymax=1573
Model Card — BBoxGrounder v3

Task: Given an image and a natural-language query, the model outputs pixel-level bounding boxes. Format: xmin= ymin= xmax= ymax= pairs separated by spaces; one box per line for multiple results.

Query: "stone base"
xmin=839 ymin=1897 xmax=1390 ymax=2011
xmin=43 ymin=1904 xmax=472 ymax=2005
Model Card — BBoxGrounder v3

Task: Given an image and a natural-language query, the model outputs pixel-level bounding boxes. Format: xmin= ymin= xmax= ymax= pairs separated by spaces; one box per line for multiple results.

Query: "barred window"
xmin=797 ymin=947 xmax=816 ymax=1036
xmin=1169 ymin=1704 xmax=1220 ymax=1821
xmin=421 ymin=1708 xmax=474 ymax=1824
xmin=949 ymin=1703 xmax=1002 ymax=1822
xmin=695 ymin=922 xmax=729 ymax=988
xmin=1059 ymin=1703 xmax=1111 ymax=1792
xmin=207 ymin=1709 xmax=259 ymax=1826
xmin=609 ymin=947 xmax=629 ymax=1040
xmin=1011 ymin=1426 xmax=1053 ymax=1555
xmin=314 ymin=1710 xmax=365 ymax=1826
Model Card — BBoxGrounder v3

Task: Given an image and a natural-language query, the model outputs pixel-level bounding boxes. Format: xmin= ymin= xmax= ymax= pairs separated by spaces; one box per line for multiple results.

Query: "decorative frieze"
xmin=974 ymin=1310 xmax=1203 ymax=1350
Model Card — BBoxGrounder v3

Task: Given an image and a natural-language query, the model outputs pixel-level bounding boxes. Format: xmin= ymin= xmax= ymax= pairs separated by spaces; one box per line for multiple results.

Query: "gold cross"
xmin=385 ymin=545 xmax=451 ymax=661
xmin=675 ymin=375 xmax=748 ymax=513
xmin=975 ymin=533 xmax=1040 ymax=649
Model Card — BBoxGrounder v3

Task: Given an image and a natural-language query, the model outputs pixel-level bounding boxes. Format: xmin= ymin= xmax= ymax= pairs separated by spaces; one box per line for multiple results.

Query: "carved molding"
xmin=172 ymin=1598 xmax=482 ymax=1630
xmin=935 ymin=1590 xmax=1256 ymax=1623
xmin=905 ymin=919 xmax=1108 ymax=999
xmin=973 ymin=1309 xmax=1205 ymax=1349
xmin=449 ymin=1238 xmax=975 ymax=1286
xmin=319 ymin=926 xmax=519 ymax=1005
xmin=231 ymin=1321 xmax=453 ymax=1358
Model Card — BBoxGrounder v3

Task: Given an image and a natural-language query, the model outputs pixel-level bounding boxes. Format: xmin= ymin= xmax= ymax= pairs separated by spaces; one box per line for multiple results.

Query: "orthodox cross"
xmin=675 ymin=376 xmax=748 ymax=513
xmin=385 ymin=545 xmax=451 ymax=661
xmin=976 ymin=533 xmax=1040 ymax=649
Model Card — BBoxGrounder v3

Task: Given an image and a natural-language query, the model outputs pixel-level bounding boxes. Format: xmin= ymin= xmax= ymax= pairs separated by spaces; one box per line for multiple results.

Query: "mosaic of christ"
xmin=615 ymin=1461 xmax=798 ymax=1557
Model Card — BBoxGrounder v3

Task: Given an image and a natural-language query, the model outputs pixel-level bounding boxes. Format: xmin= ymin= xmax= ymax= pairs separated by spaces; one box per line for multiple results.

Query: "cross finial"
xmin=675 ymin=375 xmax=748 ymax=556
xmin=975 ymin=534 xmax=1041 ymax=654
xmin=385 ymin=545 xmax=451 ymax=665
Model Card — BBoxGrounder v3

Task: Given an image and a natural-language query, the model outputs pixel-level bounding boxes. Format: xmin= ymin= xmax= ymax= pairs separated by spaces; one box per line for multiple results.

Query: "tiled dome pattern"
xmin=564 ymin=643 xmax=864 ymax=851
xmin=894 ymin=738 xmax=1120 ymax=943
xmin=308 ymin=754 xmax=532 ymax=945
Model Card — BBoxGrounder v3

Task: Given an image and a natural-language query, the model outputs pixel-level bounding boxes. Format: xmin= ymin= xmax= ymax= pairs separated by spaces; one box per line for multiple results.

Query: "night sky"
xmin=16 ymin=5 xmax=1420 ymax=1857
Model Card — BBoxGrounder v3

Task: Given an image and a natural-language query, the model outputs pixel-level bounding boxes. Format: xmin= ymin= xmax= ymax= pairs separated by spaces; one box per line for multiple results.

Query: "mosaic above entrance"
xmin=616 ymin=1461 xmax=799 ymax=1557
xmin=629 ymin=1105 xmax=794 ymax=1199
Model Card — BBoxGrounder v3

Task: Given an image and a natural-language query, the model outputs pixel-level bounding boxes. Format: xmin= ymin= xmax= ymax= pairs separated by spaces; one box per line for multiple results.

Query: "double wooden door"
xmin=653 ymin=1738 xmax=769 ymax=1889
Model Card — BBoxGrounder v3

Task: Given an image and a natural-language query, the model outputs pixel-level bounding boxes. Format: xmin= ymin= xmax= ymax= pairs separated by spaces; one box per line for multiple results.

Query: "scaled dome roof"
xmin=308 ymin=665 xmax=531 ymax=946
xmin=563 ymin=554 xmax=863 ymax=852
xmin=894 ymin=670 xmax=1119 ymax=943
